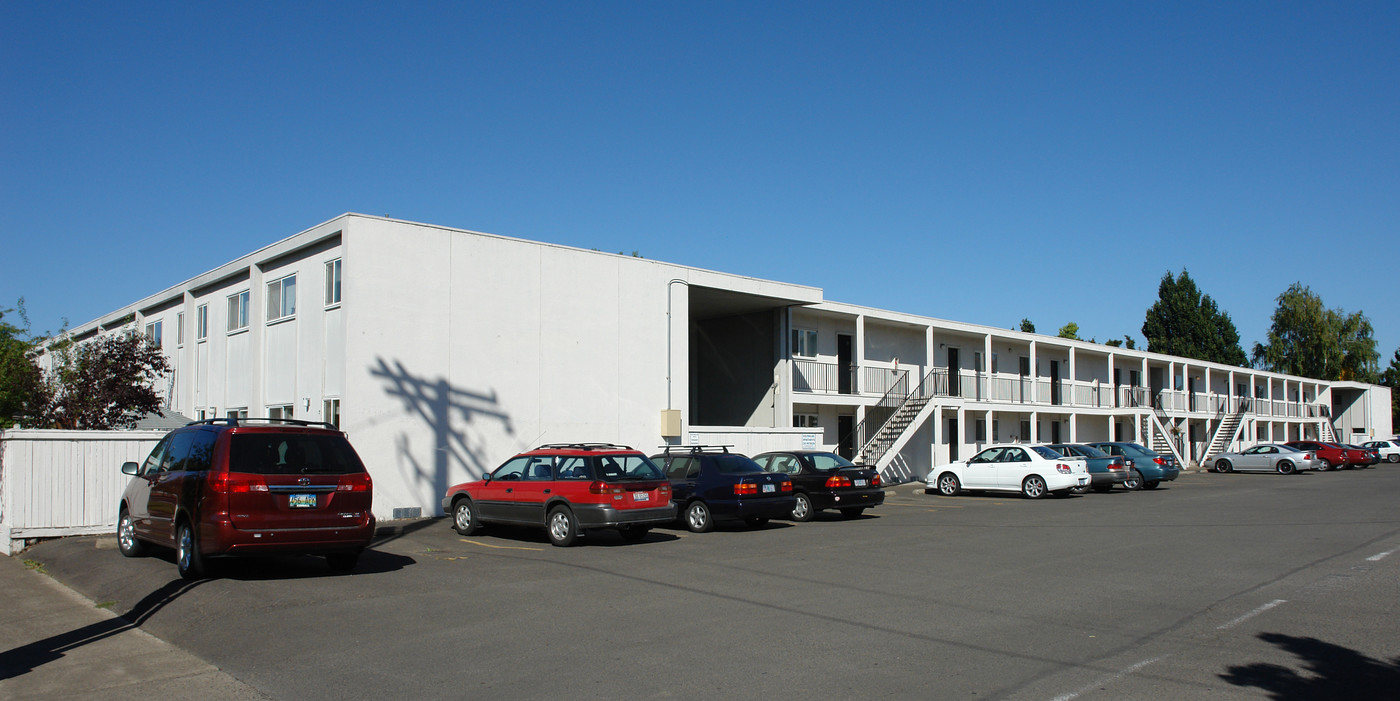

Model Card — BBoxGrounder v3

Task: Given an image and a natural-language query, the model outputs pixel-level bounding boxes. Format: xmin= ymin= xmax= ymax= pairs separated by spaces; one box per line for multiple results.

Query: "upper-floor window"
xmin=144 ymin=320 xmax=162 ymax=348
xmin=792 ymin=329 xmax=818 ymax=358
xmin=227 ymin=291 xmax=250 ymax=333
xmin=325 ymin=259 xmax=342 ymax=306
xmin=176 ymin=312 xmax=185 ymax=346
xmin=267 ymin=274 xmax=296 ymax=322
xmin=196 ymin=304 xmax=208 ymax=341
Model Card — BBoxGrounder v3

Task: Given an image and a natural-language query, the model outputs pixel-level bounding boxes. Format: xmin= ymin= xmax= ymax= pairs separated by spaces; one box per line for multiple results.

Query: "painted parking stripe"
xmin=1366 ymin=549 xmax=1395 ymax=562
xmin=1217 ymin=599 xmax=1286 ymax=630
xmin=1050 ymin=656 xmax=1166 ymax=701
xmin=459 ymin=539 xmax=545 ymax=551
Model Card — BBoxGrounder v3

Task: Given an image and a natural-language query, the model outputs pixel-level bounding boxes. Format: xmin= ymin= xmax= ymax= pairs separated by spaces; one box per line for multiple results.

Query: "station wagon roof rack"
xmin=656 ymin=445 xmax=733 ymax=455
xmin=533 ymin=443 xmax=636 ymax=451
xmin=185 ymin=417 xmax=338 ymax=430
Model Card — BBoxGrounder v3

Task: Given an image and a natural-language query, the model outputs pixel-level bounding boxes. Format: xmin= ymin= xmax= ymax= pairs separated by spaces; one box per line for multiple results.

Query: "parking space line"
xmin=459 ymin=539 xmax=545 ymax=551
xmin=1049 ymin=655 xmax=1166 ymax=701
xmin=1216 ymin=599 xmax=1286 ymax=630
xmin=1366 ymin=549 xmax=1394 ymax=562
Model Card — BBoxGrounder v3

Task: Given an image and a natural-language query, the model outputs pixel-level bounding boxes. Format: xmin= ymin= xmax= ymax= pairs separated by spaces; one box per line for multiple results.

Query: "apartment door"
xmin=838 ymin=415 xmax=855 ymax=459
xmin=1050 ymin=360 xmax=1061 ymax=405
xmin=948 ymin=417 xmax=959 ymax=461
xmin=947 ymin=348 xmax=961 ymax=397
xmin=837 ymin=334 xmax=854 ymax=395
xmin=1051 ymin=421 xmax=1061 ymax=444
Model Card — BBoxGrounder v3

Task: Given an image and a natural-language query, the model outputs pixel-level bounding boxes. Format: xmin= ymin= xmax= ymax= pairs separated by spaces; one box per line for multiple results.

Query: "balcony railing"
xmin=792 ymin=359 xmax=851 ymax=394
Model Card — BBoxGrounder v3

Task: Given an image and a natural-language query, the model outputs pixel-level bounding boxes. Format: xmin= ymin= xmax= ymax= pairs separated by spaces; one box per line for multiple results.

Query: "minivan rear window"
xmin=229 ymin=433 xmax=366 ymax=475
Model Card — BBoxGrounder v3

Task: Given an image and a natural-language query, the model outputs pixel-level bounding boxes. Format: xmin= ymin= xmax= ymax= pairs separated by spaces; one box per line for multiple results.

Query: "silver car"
xmin=1211 ymin=444 xmax=1320 ymax=474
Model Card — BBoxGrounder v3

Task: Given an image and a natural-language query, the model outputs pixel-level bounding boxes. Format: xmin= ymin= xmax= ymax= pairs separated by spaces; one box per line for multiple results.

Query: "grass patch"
xmin=95 ymin=600 xmax=117 ymax=610
xmin=22 ymin=559 xmax=47 ymax=575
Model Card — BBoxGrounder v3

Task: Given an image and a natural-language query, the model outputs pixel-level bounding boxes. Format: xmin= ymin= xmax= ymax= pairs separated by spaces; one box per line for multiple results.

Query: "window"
xmin=267 ymin=274 xmax=296 ymax=322
xmin=975 ymin=419 xmax=987 ymax=442
xmin=177 ymin=312 xmax=185 ymax=346
xmin=227 ymin=291 xmax=250 ymax=332
xmin=791 ymin=328 xmax=818 ymax=357
xmin=226 ymin=408 xmax=248 ymax=419
xmin=323 ymin=398 xmax=341 ymax=429
xmin=269 ymin=404 xmax=293 ymax=420
xmin=144 ymin=320 xmax=162 ymax=348
xmin=325 ymin=259 xmax=342 ymax=306
xmin=1020 ymin=420 xmax=1031 ymax=441
xmin=196 ymin=304 xmax=208 ymax=341
xmin=793 ymin=413 xmax=819 ymax=428
xmin=1019 ymin=357 xmax=1031 ymax=377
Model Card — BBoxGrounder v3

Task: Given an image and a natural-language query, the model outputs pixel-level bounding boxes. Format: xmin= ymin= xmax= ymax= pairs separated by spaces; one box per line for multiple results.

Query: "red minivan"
xmin=118 ymin=418 xmax=375 ymax=578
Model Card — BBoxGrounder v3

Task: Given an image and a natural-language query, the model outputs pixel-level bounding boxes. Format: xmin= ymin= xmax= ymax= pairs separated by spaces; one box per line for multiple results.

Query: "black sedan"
xmin=650 ymin=447 xmax=795 ymax=532
xmin=752 ymin=450 xmax=885 ymax=520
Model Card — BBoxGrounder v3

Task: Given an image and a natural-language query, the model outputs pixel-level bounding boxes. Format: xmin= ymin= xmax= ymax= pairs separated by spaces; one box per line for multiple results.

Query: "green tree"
xmin=1251 ymin=283 xmax=1379 ymax=381
xmin=1141 ymin=270 xmax=1247 ymax=366
xmin=1380 ymin=347 xmax=1400 ymax=429
xmin=1057 ymin=322 xmax=1081 ymax=340
xmin=1019 ymin=318 xmax=1035 ymax=333
xmin=0 ymin=302 xmax=46 ymax=426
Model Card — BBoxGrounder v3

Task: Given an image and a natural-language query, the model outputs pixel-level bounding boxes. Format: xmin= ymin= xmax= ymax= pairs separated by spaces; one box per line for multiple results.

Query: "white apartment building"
xmin=65 ymin=214 xmax=1393 ymax=519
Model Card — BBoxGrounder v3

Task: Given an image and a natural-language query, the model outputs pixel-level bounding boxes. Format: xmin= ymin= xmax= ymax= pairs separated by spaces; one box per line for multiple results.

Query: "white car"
xmin=1361 ymin=440 xmax=1400 ymax=464
xmin=926 ymin=444 xmax=1090 ymax=499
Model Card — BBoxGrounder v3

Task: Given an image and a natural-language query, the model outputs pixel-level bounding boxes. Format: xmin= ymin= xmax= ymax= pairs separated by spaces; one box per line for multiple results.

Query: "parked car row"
xmin=442 ymin=443 xmax=887 ymax=546
xmin=925 ymin=441 xmax=1181 ymax=499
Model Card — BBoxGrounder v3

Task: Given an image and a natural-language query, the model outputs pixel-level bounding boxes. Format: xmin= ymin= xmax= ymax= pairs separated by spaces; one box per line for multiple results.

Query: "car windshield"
xmin=229 ymin=433 xmax=365 ymax=475
xmin=710 ymin=455 xmax=764 ymax=474
xmin=593 ymin=455 xmax=664 ymax=481
xmin=809 ymin=453 xmax=856 ymax=472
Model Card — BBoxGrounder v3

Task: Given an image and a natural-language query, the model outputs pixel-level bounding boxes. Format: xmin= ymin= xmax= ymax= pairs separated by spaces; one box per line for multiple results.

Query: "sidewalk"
xmin=0 ymin=545 xmax=268 ymax=701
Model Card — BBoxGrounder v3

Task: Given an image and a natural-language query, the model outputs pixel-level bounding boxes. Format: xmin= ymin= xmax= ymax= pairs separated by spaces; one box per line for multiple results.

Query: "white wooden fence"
xmin=0 ymin=429 xmax=164 ymax=555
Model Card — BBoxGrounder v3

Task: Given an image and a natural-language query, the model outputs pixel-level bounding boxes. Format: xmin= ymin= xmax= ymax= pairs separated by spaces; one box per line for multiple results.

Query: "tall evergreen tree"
xmin=1250 ymin=282 xmax=1379 ymax=381
xmin=1380 ymin=347 xmax=1400 ymax=429
xmin=1141 ymin=270 xmax=1247 ymax=366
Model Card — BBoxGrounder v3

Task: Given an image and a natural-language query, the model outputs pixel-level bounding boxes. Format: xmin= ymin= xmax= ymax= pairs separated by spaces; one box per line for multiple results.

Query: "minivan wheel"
xmin=790 ymin=493 xmax=814 ymax=522
xmin=452 ymin=498 xmax=479 ymax=536
xmin=176 ymin=521 xmax=205 ymax=580
xmin=1021 ymin=475 xmax=1047 ymax=499
xmin=685 ymin=501 xmax=714 ymax=533
xmin=547 ymin=507 xmax=579 ymax=546
xmin=326 ymin=551 xmax=359 ymax=573
xmin=117 ymin=508 xmax=145 ymax=557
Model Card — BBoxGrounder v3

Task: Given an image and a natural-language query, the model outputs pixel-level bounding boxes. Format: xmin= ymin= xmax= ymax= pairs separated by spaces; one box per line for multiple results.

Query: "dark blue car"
xmin=650 ymin=447 xmax=795 ymax=532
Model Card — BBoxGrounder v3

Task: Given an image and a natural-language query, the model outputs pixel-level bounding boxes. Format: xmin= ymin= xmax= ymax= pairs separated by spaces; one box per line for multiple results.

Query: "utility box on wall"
xmin=660 ymin=409 xmax=682 ymax=438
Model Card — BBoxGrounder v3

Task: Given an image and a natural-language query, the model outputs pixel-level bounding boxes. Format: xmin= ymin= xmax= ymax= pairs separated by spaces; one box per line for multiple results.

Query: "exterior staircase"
xmin=1142 ymin=410 xmax=1188 ymax=468
xmin=849 ymin=367 xmax=951 ymax=483
xmin=1203 ymin=399 xmax=1249 ymax=462
xmin=1320 ymin=419 xmax=1338 ymax=442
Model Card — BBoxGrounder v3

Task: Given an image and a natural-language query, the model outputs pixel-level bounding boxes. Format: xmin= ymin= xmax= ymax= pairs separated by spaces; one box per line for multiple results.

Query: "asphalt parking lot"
xmin=6 ymin=468 xmax=1400 ymax=699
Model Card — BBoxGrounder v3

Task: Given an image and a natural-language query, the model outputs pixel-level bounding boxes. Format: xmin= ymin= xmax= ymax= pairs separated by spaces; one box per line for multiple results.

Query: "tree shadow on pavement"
xmin=1219 ymin=632 xmax=1400 ymax=700
xmin=0 ymin=577 xmax=205 ymax=681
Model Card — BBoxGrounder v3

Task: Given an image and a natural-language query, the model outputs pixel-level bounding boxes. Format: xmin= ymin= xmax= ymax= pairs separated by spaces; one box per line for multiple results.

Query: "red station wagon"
xmin=443 ymin=443 xmax=677 ymax=546
xmin=118 ymin=418 xmax=376 ymax=579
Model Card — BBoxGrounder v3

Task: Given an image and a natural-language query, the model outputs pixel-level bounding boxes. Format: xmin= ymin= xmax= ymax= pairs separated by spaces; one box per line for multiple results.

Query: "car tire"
xmin=326 ymin=551 xmax=359 ymax=573
xmin=1144 ymin=480 xmax=1160 ymax=490
xmin=936 ymin=472 xmax=961 ymax=497
xmin=1317 ymin=459 xmax=1333 ymax=472
xmin=1021 ymin=475 xmax=1047 ymax=499
xmin=685 ymin=501 xmax=714 ymax=533
xmin=1092 ymin=484 xmax=1113 ymax=494
xmin=1277 ymin=460 xmax=1296 ymax=475
xmin=618 ymin=525 xmax=650 ymax=542
xmin=790 ymin=493 xmax=815 ymax=522
xmin=176 ymin=521 xmax=205 ymax=580
xmin=1388 ymin=454 xmax=1399 ymax=463
xmin=117 ymin=508 xmax=146 ymax=558
xmin=1123 ymin=469 xmax=1143 ymax=490
xmin=1214 ymin=459 xmax=1232 ymax=473
xmin=744 ymin=516 xmax=769 ymax=528
xmin=451 ymin=497 xmax=480 ymax=536
xmin=839 ymin=507 xmax=864 ymax=519
xmin=547 ymin=506 xmax=579 ymax=546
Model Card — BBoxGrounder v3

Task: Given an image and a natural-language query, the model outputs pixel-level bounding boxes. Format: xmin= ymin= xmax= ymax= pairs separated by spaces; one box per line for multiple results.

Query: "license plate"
xmin=633 ymin=491 xmax=650 ymax=502
xmin=854 ymin=479 xmax=867 ymax=487
xmin=289 ymin=494 xmax=316 ymax=508
xmin=1078 ymin=478 xmax=1088 ymax=486
xmin=762 ymin=484 xmax=775 ymax=493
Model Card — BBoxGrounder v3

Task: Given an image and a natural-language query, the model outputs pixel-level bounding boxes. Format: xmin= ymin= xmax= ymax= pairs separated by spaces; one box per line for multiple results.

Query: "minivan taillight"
xmin=209 ymin=472 xmax=268 ymax=494
xmin=337 ymin=473 xmax=372 ymax=492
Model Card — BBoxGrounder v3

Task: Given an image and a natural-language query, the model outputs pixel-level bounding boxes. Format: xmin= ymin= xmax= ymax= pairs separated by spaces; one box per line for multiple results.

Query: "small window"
xmin=793 ymin=413 xmax=819 ymax=428
xmin=176 ymin=312 xmax=185 ymax=346
xmin=197 ymin=304 xmax=209 ymax=341
xmin=144 ymin=320 xmax=162 ymax=348
xmin=227 ymin=291 xmax=250 ymax=332
xmin=226 ymin=408 xmax=248 ymax=419
xmin=791 ymin=328 xmax=818 ymax=357
xmin=268 ymin=404 xmax=293 ymax=420
xmin=325 ymin=259 xmax=342 ymax=306
xmin=323 ymin=398 xmax=341 ymax=429
xmin=267 ymin=274 xmax=296 ymax=322
xmin=524 ymin=456 xmax=554 ymax=480
xmin=975 ymin=419 xmax=987 ymax=442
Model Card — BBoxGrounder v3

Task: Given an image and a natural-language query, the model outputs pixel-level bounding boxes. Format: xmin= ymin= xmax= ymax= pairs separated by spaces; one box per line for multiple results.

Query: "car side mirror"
xmin=121 ymin=461 xmax=139 ymax=476
xmin=481 ymin=473 xmax=492 ymax=483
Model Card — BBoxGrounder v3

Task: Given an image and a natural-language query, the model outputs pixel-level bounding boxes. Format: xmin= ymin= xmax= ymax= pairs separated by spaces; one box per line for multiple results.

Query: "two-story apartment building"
xmin=59 ymin=214 xmax=1392 ymax=519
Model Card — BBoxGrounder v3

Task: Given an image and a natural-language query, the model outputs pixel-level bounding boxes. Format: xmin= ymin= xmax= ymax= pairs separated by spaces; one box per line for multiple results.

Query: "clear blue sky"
xmin=3 ymin=2 xmax=1397 ymax=366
